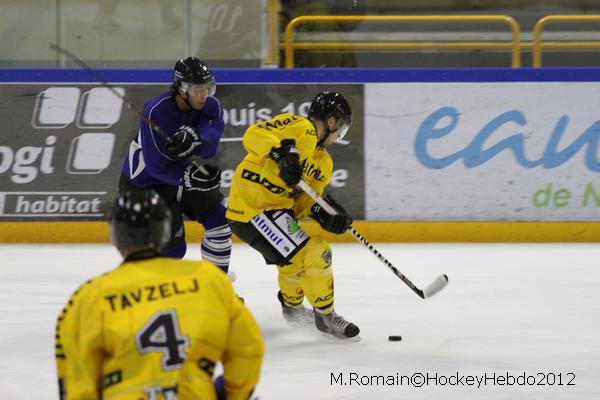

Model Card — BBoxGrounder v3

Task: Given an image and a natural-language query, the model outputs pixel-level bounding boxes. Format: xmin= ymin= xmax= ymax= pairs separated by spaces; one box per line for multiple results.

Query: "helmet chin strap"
xmin=317 ymin=127 xmax=336 ymax=148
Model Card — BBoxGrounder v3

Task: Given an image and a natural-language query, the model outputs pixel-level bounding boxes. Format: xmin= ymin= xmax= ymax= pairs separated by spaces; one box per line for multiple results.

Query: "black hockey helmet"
xmin=172 ymin=56 xmax=216 ymax=96
xmin=108 ymin=189 xmax=172 ymax=256
xmin=308 ymin=91 xmax=352 ymax=142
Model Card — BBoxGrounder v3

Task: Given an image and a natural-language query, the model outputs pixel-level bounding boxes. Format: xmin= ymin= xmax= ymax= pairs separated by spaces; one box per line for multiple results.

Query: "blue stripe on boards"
xmin=3 ymin=68 xmax=600 ymax=84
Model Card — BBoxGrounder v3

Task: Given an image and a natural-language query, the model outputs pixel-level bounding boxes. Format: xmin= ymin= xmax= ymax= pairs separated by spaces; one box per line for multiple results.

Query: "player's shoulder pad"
xmin=143 ymin=91 xmax=178 ymax=121
xmin=202 ymin=96 xmax=223 ymax=119
xmin=144 ymin=91 xmax=174 ymax=109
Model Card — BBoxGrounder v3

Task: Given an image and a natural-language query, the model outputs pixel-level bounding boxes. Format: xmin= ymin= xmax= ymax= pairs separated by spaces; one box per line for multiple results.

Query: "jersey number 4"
xmin=135 ymin=310 xmax=190 ymax=371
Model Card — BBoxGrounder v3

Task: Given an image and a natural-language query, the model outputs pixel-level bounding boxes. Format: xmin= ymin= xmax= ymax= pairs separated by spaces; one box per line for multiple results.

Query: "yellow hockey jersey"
xmin=55 ymin=257 xmax=263 ymax=400
xmin=226 ymin=113 xmax=332 ymax=222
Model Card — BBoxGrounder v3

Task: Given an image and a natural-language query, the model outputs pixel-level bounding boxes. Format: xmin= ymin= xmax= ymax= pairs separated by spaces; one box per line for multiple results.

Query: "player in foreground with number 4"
xmin=226 ymin=91 xmax=359 ymax=339
xmin=55 ymin=189 xmax=263 ymax=399
xmin=120 ymin=57 xmax=232 ymax=274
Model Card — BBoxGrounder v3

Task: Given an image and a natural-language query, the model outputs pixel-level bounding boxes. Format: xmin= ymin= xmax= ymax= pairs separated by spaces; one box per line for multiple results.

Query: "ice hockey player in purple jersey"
xmin=120 ymin=57 xmax=232 ymax=272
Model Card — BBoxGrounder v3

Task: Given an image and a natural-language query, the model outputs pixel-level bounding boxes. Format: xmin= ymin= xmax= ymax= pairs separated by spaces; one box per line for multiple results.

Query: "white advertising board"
xmin=365 ymin=83 xmax=600 ymax=221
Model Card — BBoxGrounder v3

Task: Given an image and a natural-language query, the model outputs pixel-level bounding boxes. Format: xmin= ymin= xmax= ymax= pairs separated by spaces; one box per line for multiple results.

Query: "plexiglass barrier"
xmin=0 ymin=0 xmax=267 ymax=67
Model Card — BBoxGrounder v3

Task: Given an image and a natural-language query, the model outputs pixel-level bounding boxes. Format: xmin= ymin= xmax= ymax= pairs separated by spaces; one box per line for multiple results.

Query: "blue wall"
xmin=3 ymin=68 xmax=600 ymax=83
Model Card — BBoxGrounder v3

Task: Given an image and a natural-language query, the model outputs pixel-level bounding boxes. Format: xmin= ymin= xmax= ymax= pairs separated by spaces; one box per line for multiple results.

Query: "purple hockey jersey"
xmin=122 ymin=91 xmax=224 ymax=187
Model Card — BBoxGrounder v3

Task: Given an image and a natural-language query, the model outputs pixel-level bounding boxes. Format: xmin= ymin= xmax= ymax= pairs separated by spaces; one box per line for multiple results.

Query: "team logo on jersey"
xmin=301 ymin=159 xmax=326 ymax=182
xmin=305 ymin=128 xmax=317 ymax=137
xmin=258 ymin=114 xmax=300 ymax=131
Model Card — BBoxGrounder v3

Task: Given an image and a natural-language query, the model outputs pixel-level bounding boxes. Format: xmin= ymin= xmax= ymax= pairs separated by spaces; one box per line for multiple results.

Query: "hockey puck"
xmin=388 ymin=335 xmax=402 ymax=341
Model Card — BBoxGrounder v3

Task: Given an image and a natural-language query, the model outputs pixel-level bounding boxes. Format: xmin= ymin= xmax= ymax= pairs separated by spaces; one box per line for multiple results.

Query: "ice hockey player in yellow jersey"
xmin=55 ymin=189 xmax=263 ymax=399
xmin=226 ymin=91 xmax=360 ymax=340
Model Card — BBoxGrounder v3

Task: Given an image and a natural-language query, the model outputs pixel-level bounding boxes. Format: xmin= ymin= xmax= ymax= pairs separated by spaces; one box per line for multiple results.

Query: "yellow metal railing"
xmin=283 ymin=15 xmax=522 ymax=68
xmin=265 ymin=0 xmax=281 ymax=66
xmin=532 ymin=15 xmax=600 ymax=67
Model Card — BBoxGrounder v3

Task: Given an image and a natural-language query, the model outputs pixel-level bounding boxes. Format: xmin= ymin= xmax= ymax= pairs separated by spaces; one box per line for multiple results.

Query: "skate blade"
xmin=319 ymin=332 xmax=362 ymax=342
xmin=283 ymin=317 xmax=315 ymax=328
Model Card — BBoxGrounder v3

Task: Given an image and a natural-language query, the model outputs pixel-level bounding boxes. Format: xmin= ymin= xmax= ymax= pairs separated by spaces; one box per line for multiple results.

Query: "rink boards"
xmin=1 ymin=68 xmax=599 ymax=242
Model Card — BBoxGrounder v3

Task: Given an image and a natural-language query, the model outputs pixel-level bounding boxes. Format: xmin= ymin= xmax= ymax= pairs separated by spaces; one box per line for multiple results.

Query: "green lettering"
xmin=553 ymin=189 xmax=571 ymax=207
xmin=583 ymin=182 xmax=600 ymax=206
xmin=533 ymin=184 xmax=552 ymax=207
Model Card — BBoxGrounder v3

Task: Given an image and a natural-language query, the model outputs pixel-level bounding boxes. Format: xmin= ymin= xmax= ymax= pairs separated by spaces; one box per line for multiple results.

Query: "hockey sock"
xmin=201 ymin=224 xmax=232 ymax=272
xmin=314 ymin=303 xmax=334 ymax=315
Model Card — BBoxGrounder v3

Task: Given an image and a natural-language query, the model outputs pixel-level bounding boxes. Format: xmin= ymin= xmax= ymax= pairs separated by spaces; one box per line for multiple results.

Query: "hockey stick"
xmin=50 ymin=44 xmax=169 ymax=140
xmin=297 ymin=180 xmax=449 ymax=299
xmin=49 ymin=43 xmax=208 ymax=173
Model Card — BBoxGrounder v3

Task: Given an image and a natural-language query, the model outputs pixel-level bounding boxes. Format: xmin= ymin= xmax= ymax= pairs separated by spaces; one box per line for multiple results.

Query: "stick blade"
xmin=422 ymin=274 xmax=449 ymax=298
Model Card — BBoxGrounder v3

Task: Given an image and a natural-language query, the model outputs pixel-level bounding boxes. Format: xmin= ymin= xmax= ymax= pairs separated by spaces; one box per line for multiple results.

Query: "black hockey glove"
xmin=310 ymin=195 xmax=353 ymax=234
xmin=269 ymin=138 xmax=303 ymax=187
xmin=182 ymin=164 xmax=221 ymax=192
xmin=165 ymin=125 xmax=201 ymax=160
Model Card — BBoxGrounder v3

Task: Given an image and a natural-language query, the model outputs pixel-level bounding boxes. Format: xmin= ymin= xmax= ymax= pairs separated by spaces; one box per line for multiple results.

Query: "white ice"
xmin=1 ymin=243 xmax=599 ymax=399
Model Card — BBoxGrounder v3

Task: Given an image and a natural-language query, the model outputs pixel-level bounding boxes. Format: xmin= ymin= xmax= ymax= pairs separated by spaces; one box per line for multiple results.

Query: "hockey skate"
xmin=277 ymin=291 xmax=314 ymax=326
xmin=314 ymin=311 xmax=360 ymax=339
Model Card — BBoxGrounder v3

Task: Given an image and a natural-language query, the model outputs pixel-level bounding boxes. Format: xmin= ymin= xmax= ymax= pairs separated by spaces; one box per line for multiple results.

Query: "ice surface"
xmin=1 ymin=243 xmax=599 ymax=399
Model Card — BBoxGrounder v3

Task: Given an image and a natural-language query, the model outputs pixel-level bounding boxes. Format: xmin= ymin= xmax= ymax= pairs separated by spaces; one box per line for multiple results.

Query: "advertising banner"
xmin=365 ymin=82 xmax=600 ymax=221
xmin=0 ymin=83 xmax=364 ymax=221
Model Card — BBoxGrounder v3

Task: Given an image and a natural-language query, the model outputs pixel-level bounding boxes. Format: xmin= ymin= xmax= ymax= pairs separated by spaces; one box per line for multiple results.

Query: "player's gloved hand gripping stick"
xmin=165 ymin=125 xmax=202 ymax=160
xmin=296 ymin=180 xmax=449 ymax=299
